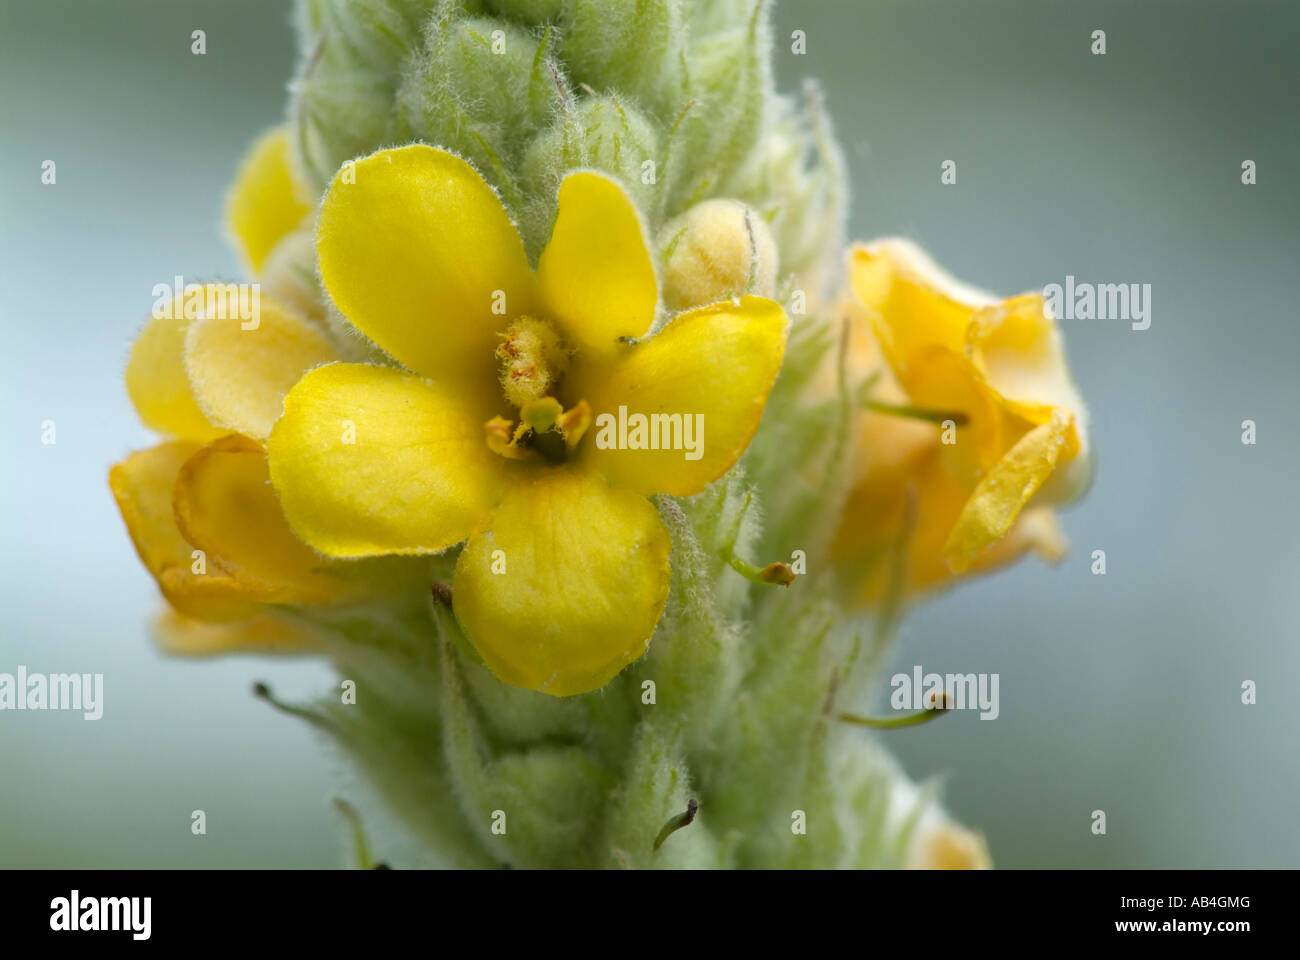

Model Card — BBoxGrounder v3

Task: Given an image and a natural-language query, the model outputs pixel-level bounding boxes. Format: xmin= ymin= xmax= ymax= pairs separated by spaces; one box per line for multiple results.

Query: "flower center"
xmin=485 ymin=317 xmax=590 ymax=462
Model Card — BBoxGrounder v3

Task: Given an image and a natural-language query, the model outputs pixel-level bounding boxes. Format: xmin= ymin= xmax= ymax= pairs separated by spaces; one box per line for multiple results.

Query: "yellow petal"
xmin=538 ymin=171 xmax=656 ymax=363
xmin=583 ymin=296 xmax=788 ymax=496
xmin=125 ymin=300 xmax=224 ymax=443
xmin=316 ymin=145 xmax=535 ymax=387
xmin=173 ymin=434 xmax=348 ymax=604
xmin=153 ymin=607 xmax=325 ymax=657
xmin=834 ymin=439 xmax=1068 ymax=607
xmin=225 ymin=126 xmax=313 ymax=275
xmin=969 ymin=294 xmax=1090 ymax=473
xmin=108 ymin=443 xmax=261 ymax=621
xmin=849 ymin=240 xmax=991 ymax=379
xmin=267 ymin=362 xmax=508 ymax=558
xmin=943 ymin=411 xmax=1073 ymax=571
xmin=184 ymin=296 xmax=340 ymax=442
xmin=970 ymin=294 xmax=1081 ymax=413
xmin=896 ymin=345 xmax=1010 ymax=478
xmin=452 ymin=466 xmax=671 ymax=697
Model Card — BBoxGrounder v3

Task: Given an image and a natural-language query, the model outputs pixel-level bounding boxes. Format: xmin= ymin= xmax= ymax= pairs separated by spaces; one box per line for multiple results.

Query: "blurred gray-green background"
xmin=2 ymin=0 xmax=1296 ymax=867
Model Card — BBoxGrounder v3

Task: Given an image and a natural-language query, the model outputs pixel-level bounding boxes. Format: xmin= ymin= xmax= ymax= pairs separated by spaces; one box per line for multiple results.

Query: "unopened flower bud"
xmin=659 ymin=199 xmax=778 ymax=313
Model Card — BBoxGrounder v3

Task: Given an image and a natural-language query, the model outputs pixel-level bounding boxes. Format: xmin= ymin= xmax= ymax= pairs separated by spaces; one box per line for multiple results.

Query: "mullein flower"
xmin=266 ymin=144 xmax=788 ymax=695
xmin=833 ymin=239 xmax=1087 ymax=603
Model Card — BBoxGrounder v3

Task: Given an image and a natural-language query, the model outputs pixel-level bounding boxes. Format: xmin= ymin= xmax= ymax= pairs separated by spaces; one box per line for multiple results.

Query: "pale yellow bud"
xmin=659 ymin=199 xmax=778 ymax=312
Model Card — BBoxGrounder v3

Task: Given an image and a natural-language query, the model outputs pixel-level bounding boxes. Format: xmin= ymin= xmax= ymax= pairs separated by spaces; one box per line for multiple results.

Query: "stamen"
xmin=484 ymin=416 xmax=533 ymax=460
xmin=484 ymin=399 xmax=592 ymax=461
xmin=497 ymin=317 xmax=569 ymax=408
xmin=558 ymin=400 xmax=591 ymax=449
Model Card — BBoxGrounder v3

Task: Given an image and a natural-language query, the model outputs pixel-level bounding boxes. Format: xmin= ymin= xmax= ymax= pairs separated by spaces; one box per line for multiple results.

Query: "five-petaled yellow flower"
xmin=267 ymin=145 xmax=788 ymax=696
xmin=833 ymin=239 xmax=1089 ymax=605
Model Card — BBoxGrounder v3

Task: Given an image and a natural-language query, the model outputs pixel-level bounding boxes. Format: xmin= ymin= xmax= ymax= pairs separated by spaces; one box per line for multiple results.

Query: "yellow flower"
xmin=832 ymin=239 xmax=1088 ymax=604
xmin=266 ymin=144 xmax=788 ymax=696
xmin=111 ymin=128 xmax=347 ymax=654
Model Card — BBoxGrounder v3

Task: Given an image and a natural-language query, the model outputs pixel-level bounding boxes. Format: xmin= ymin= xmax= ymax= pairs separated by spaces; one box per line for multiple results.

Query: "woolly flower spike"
xmin=266 ymin=145 xmax=789 ymax=696
xmin=833 ymin=239 xmax=1089 ymax=605
xmin=110 ymin=128 xmax=352 ymax=655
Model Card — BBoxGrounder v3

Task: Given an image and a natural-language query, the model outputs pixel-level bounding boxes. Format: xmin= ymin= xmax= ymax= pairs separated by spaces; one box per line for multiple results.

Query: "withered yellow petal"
xmin=452 ymin=466 xmax=671 ymax=697
xmin=316 ymin=145 xmax=535 ymax=385
xmin=184 ymin=296 xmax=340 ymax=442
xmin=583 ymin=296 xmax=788 ymax=497
xmin=173 ymin=435 xmax=348 ymax=604
xmin=943 ymin=411 xmax=1073 ymax=571
xmin=267 ymin=362 xmax=508 ymax=558
xmin=152 ymin=607 xmax=325 ymax=658
xmin=538 ymin=171 xmax=657 ymax=363
xmin=108 ymin=443 xmax=261 ymax=621
xmin=225 ymin=126 xmax=313 ymax=275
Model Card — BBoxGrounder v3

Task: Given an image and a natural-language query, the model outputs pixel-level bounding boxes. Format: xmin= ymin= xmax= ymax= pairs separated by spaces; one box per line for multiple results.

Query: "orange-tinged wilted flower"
xmin=832 ymin=239 xmax=1089 ymax=605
